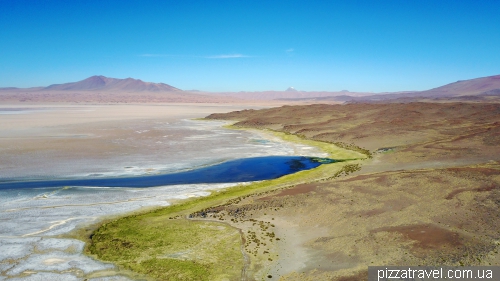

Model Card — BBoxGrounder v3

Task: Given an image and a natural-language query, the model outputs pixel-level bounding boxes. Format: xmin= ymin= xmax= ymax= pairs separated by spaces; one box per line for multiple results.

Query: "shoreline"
xmin=80 ymin=121 xmax=368 ymax=280
xmin=0 ymin=156 xmax=325 ymax=190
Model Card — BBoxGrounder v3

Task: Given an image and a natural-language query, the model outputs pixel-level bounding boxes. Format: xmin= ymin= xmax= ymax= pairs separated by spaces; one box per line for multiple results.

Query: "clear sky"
xmin=1 ymin=0 xmax=499 ymax=92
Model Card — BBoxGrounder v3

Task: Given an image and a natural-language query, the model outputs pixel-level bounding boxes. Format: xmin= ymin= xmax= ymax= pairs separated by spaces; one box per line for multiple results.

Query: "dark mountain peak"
xmin=82 ymin=75 xmax=107 ymax=86
xmin=43 ymin=76 xmax=181 ymax=92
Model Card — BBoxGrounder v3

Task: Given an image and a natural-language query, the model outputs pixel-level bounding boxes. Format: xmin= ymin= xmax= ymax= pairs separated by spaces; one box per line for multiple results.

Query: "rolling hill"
xmin=352 ymin=74 xmax=500 ymax=102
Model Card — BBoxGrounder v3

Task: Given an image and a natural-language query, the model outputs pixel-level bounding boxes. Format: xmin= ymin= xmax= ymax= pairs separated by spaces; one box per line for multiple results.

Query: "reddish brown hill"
xmin=354 ymin=74 xmax=500 ymax=102
xmin=44 ymin=75 xmax=180 ymax=92
xmin=0 ymin=76 xmax=250 ymax=103
xmin=421 ymin=74 xmax=500 ymax=97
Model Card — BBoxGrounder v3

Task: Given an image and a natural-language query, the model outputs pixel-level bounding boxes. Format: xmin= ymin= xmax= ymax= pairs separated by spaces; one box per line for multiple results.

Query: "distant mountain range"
xmin=1 ymin=74 xmax=499 ymax=103
xmin=199 ymin=74 xmax=500 ymax=102
xmin=0 ymin=76 xmax=233 ymax=103
xmin=202 ymin=90 xmax=371 ymax=100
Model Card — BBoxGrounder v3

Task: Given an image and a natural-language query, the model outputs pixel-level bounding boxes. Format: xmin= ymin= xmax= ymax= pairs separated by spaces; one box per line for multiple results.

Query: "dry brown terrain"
xmin=202 ymin=102 xmax=500 ymax=280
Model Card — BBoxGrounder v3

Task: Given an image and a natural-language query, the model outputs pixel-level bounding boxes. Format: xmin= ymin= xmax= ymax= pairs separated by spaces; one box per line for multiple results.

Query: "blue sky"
xmin=1 ymin=0 xmax=499 ymax=92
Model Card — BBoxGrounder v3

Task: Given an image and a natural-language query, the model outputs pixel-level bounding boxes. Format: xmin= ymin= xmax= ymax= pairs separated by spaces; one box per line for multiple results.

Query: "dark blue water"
xmin=0 ymin=156 xmax=335 ymax=190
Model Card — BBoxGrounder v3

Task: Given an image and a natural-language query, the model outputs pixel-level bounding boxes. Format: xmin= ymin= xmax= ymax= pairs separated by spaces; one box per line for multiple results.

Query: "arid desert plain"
xmin=1 ymin=75 xmax=500 ymax=281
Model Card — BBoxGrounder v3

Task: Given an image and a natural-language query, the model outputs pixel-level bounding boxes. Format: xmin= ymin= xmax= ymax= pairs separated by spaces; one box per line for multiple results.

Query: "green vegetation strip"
xmin=89 ymin=219 xmax=242 ymax=281
xmin=85 ymin=127 xmax=368 ymax=280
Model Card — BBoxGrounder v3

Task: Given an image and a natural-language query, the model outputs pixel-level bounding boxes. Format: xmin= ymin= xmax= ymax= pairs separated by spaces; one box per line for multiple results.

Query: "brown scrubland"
xmin=201 ymin=102 xmax=500 ymax=280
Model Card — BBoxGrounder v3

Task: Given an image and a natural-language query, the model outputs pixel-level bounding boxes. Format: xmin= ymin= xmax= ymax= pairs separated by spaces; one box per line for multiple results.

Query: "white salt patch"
xmin=0 ymin=238 xmax=41 ymax=245
xmin=0 ymin=111 xmax=32 ymax=115
xmin=6 ymin=272 xmax=79 ymax=281
xmin=7 ymin=252 xmax=114 ymax=275
xmin=184 ymin=134 xmax=220 ymax=139
xmin=0 ymin=263 xmax=14 ymax=273
xmin=36 ymin=238 xmax=84 ymax=253
xmin=0 ymin=239 xmax=38 ymax=261
xmin=88 ymin=276 xmax=134 ymax=281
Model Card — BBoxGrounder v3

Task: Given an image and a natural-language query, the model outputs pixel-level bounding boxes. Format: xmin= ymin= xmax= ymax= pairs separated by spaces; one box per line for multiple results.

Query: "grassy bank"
xmin=83 ymin=125 xmax=368 ymax=280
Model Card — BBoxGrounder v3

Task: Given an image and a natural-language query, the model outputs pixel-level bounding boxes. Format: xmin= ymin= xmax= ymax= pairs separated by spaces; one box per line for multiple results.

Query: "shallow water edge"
xmin=0 ymin=156 xmax=335 ymax=190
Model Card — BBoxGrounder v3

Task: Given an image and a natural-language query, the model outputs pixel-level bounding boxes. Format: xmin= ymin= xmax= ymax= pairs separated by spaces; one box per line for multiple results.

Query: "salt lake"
xmin=0 ymin=105 xmax=327 ymax=280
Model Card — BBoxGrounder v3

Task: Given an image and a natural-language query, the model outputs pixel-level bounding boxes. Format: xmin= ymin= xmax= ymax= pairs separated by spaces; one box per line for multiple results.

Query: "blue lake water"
xmin=0 ymin=156 xmax=333 ymax=190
